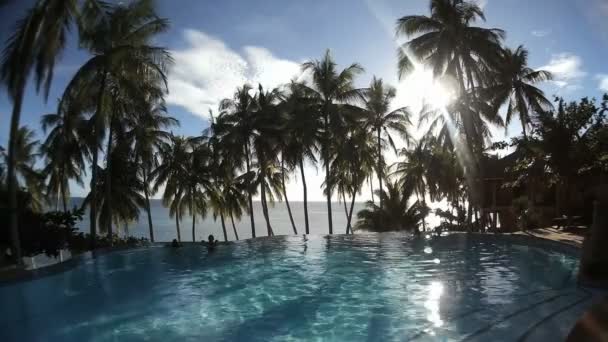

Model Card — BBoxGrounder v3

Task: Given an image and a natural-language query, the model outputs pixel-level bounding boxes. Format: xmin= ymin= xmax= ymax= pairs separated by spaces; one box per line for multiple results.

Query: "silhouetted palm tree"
xmin=487 ymin=46 xmax=553 ymax=138
xmin=360 ymin=76 xmax=413 ymax=215
xmin=40 ymin=99 xmax=88 ymax=212
xmin=64 ymin=0 xmax=171 ymax=241
xmin=280 ymin=80 xmax=320 ymax=234
xmin=0 ymin=0 xmax=104 ymax=262
xmin=355 ymin=180 xmax=427 ymax=233
xmin=0 ymin=127 xmax=45 ymax=212
xmin=301 ymin=50 xmax=364 ymax=234
xmin=153 ymin=135 xmax=190 ymax=242
xmin=127 ymin=100 xmax=178 ymax=242
xmin=218 ymin=85 xmax=259 ymax=238
xmin=396 ymin=0 xmax=504 ymax=155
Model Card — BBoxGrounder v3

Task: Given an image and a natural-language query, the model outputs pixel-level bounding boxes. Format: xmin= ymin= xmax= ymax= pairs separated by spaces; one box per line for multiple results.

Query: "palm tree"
xmin=396 ymin=0 xmax=504 ymax=155
xmin=218 ymin=85 xmax=259 ymax=238
xmin=393 ymin=139 xmax=433 ymax=231
xmin=360 ymin=76 xmax=413 ymax=215
xmin=355 ymin=180 xmax=427 ymax=233
xmin=0 ymin=127 xmax=45 ymax=212
xmin=280 ymin=80 xmax=321 ymax=235
xmin=301 ymin=50 xmax=364 ymax=234
xmin=250 ymin=84 xmax=284 ymax=236
xmin=83 ymin=137 xmax=145 ymax=235
xmin=40 ymin=97 xmax=88 ymax=212
xmin=63 ymin=0 xmax=171 ymax=242
xmin=486 ymin=46 xmax=553 ymax=138
xmin=127 ymin=100 xmax=178 ymax=242
xmin=223 ymin=174 xmax=248 ymax=240
xmin=153 ymin=135 xmax=190 ymax=242
xmin=330 ymin=126 xmax=376 ymax=234
xmin=0 ymin=0 xmax=103 ymax=263
xmin=186 ymin=142 xmax=214 ymax=242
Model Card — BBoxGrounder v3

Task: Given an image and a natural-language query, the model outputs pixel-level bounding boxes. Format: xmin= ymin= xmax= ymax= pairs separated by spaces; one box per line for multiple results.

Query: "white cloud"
xmin=540 ymin=53 xmax=587 ymax=90
xmin=474 ymin=0 xmax=488 ymax=9
xmin=166 ymin=29 xmax=301 ymax=118
xmin=596 ymin=74 xmax=608 ymax=92
xmin=531 ymin=29 xmax=552 ymax=38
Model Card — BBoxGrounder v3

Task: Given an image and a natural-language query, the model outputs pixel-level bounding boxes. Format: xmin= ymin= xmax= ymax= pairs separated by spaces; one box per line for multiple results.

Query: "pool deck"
xmin=511 ymin=227 xmax=587 ymax=248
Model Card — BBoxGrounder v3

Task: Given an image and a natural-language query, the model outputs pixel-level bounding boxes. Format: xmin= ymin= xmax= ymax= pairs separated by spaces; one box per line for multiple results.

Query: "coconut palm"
xmin=355 ymin=180 xmax=427 ymax=233
xmin=82 ymin=138 xmax=145 ymax=235
xmin=250 ymin=84 xmax=285 ymax=236
xmin=486 ymin=46 xmax=553 ymax=138
xmin=218 ymin=85 xmax=259 ymax=238
xmin=0 ymin=0 xmax=104 ymax=262
xmin=153 ymin=135 xmax=190 ymax=242
xmin=127 ymin=100 xmax=178 ymax=242
xmin=396 ymin=0 xmax=505 ymax=156
xmin=183 ymin=143 xmax=211 ymax=242
xmin=329 ymin=126 xmax=377 ymax=234
xmin=393 ymin=139 xmax=433 ymax=231
xmin=360 ymin=76 xmax=414 ymax=214
xmin=279 ymin=80 xmax=321 ymax=235
xmin=40 ymin=91 xmax=90 ymax=212
xmin=63 ymin=0 xmax=171 ymax=241
xmin=301 ymin=50 xmax=364 ymax=234
xmin=0 ymin=127 xmax=45 ymax=212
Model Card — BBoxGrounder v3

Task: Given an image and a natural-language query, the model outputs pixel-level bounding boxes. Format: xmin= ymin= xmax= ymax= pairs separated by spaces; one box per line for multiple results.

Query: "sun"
xmin=398 ymin=68 xmax=456 ymax=110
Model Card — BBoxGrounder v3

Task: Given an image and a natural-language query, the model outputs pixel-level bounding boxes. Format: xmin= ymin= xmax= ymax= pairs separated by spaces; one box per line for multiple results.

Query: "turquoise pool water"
xmin=0 ymin=234 xmax=598 ymax=341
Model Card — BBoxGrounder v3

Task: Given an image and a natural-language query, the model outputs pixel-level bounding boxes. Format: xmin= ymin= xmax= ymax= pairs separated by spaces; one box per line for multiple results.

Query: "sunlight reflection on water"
xmin=424 ymin=281 xmax=444 ymax=328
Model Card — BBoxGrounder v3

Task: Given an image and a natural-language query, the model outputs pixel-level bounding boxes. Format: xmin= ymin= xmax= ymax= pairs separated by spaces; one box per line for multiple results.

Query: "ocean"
xmin=68 ymin=198 xmax=366 ymax=242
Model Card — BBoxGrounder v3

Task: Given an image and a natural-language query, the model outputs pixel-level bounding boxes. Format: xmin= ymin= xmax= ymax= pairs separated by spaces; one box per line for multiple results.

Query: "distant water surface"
xmin=68 ymin=198 xmax=365 ymax=242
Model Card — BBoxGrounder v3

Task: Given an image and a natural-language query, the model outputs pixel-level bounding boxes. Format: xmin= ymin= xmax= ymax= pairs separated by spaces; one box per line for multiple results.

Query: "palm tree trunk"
xmin=104 ymin=116 xmax=114 ymax=239
xmin=346 ymin=191 xmax=357 ymax=235
xmin=191 ymin=200 xmax=196 ymax=242
xmin=142 ymin=168 xmax=154 ymax=242
xmin=61 ymin=181 xmax=68 ymax=213
xmin=175 ymin=214 xmax=181 ymax=242
xmin=342 ymin=192 xmax=349 ymax=233
xmin=281 ymin=158 xmax=298 ymax=235
xmin=299 ymin=159 xmax=310 ymax=235
xmin=260 ymin=177 xmax=274 ymax=236
xmin=220 ymin=213 xmax=228 ymax=242
xmin=377 ymin=127 xmax=383 ymax=215
xmin=230 ymin=213 xmax=239 ymax=240
xmin=369 ymin=176 xmax=375 ymax=203
xmin=6 ymin=81 xmax=25 ymax=265
xmin=90 ymin=71 xmax=107 ymax=247
xmin=323 ymin=109 xmax=333 ymax=235
xmin=90 ymin=146 xmax=99 ymax=245
xmin=244 ymin=143 xmax=256 ymax=238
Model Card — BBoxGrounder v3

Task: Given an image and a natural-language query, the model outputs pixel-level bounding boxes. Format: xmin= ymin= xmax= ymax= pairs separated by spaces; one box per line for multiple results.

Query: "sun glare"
xmin=399 ymin=68 xmax=455 ymax=110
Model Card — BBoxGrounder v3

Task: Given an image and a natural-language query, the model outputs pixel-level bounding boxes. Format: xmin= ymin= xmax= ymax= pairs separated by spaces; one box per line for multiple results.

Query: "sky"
xmin=0 ymin=0 xmax=607 ymax=201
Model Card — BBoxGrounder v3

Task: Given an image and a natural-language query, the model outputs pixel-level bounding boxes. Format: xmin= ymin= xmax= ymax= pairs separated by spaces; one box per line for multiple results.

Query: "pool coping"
xmin=0 ymin=233 xmax=583 ymax=286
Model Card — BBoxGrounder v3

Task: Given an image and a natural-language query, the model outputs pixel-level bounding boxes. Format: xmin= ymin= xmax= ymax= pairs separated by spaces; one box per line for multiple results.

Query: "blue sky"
xmin=1 ymin=0 xmax=607 ymax=200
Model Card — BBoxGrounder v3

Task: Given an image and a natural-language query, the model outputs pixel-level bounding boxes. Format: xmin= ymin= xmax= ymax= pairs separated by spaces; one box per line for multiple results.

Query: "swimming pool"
xmin=0 ymin=233 xmax=599 ymax=341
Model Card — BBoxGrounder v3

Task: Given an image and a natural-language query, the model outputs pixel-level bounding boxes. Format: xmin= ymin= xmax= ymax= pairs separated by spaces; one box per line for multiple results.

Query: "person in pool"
xmin=170 ymin=239 xmax=181 ymax=248
xmin=204 ymin=234 xmax=219 ymax=250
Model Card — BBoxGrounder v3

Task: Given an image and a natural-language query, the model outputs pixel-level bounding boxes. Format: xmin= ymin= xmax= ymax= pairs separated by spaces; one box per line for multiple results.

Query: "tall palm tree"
xmin=280 ymin=80 xmax=321 ymax=235
xmin=393 ymin=139 xmax=433 ymax=231
xmin=250 ymin=84 xmax=284 ymax=236
xmin=396 ymin=0 xmax=504 ymax=155
xmin=301 ymin=50 xmax=364 ymax=234
xmin=82 ymin=137 xmax=145 ymax=235
xmin=63 ymin=0 xmax=171 ymax=242
xmin=40 ymin=97 xmax=88 ymax=212
xmin=218 ymin=85 xmax=259 ymax=238
xmin=360 ymin=76 xmax=413 ymax=215
xmin=330 ymin=126 xmax=376 ymax=234
xmin=223 ymin=173 xmax=248 ymax=241
xmin=0 ymin=127 xmax=45 ymax=212
xmin=153 ymin=135 xmax=190 ymax=242
xmin=355 ymin=180 xmax=427 ymax=233
xmin=127 ymin=100 xmax=178 ymax=242
xmin=486 ymin=46 xmax=553 ymax=138
xmin=0 ymin=0 xmax=103 ymax=263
